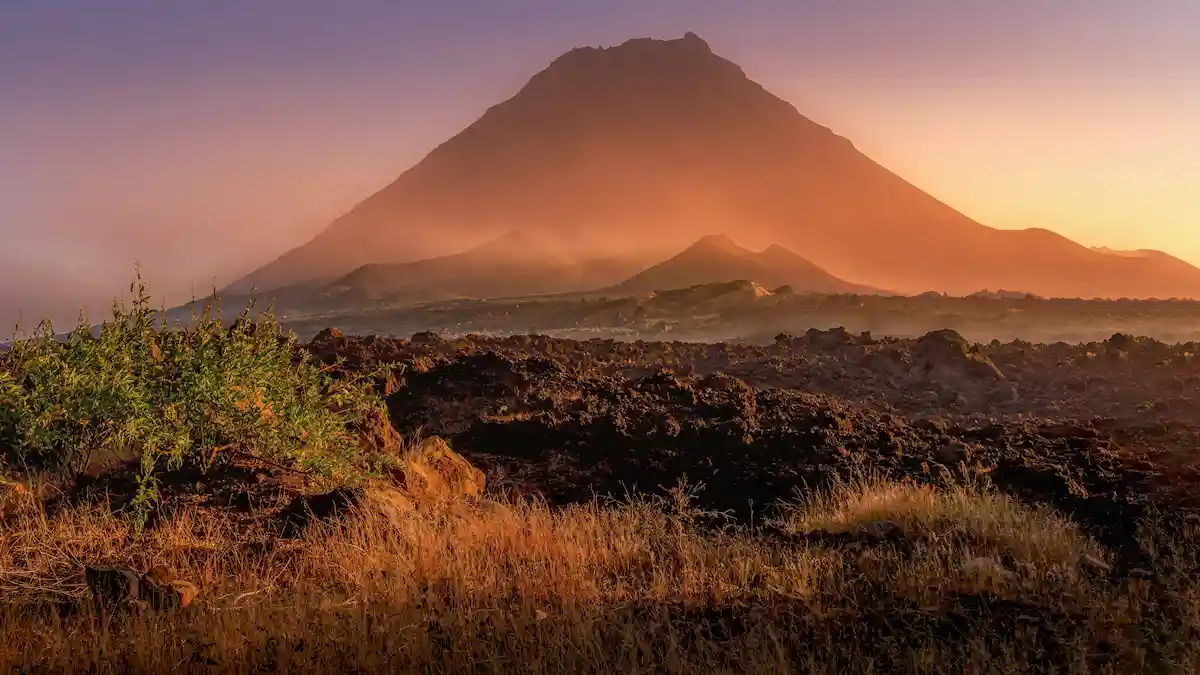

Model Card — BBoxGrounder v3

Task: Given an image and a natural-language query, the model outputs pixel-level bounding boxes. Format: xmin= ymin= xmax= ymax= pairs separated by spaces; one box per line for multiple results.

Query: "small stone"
xmin=311 ymin=327 xmax=344 ymax=343
xmin=84 ymin=566 xmax=198 ymax=612
xmin=1127 ymin=568 xmax=1156 ymax=580
xmin=1184 ymin=512 xmax=1200 ymax=525
xmin=85 ymin=567 xmax=141 ymax=609
xmin=935 ymin=442 xmax=970 ymax=464
xmin=860 ymin=520 xmax=902 ymax=541
xmin=0 ymin=479 xmax=36 ymax=521
xmin=962 ymin=556 xmax=1008 ymax=582
xmin=410 ymin=331 xmax=443 ymax=345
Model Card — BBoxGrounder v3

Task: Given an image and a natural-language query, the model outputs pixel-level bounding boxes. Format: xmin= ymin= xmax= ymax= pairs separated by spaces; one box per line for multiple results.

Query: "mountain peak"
xmin=690 ymin=233 xmax=743 ymax=253
xmin=681 ymin=32 xmax=711 ymax=50
xmin=233 ymin=33 xmax=1200 ymax=301
xmin=611 ymin=32 xmax=714 ymax=57
xmin=468 ymin=229 xmax=554 ymax=261
xmin=532 ymin=32 xmax=741 ymax=95
xmin=561 ymin=32 xmax=713 ymax=57
xmin=610 ymin=237 xmax=870 ymax=296
xmin=486 ymin=228 xmax=536 ymax=246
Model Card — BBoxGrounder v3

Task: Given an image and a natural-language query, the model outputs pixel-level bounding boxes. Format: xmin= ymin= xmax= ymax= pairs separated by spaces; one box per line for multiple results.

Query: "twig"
xmin=226 ymin=450 xmax=314 ymax=476
xmin=232 ymin=588 xmax=267 ymax=606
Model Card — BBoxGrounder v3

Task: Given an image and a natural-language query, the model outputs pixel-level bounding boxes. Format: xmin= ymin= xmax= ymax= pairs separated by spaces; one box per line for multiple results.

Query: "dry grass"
xmin=1 ymin=473 xmax=1198 ymax=674
xmin=780 ymin=470 xmax=1107 ymax=581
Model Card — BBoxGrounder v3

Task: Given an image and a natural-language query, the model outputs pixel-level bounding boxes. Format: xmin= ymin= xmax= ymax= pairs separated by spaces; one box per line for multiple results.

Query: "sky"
xmin=1 ymin=0 xmax=1198 ymax=325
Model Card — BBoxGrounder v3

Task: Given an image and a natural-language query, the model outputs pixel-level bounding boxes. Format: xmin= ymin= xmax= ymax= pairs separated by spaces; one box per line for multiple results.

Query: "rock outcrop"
xmin=279 ymin=435 xmax=487 ymax=533
xmin=84 ymin=565 xmax=199 ymax=613
xmin=394 ymin=436 xmax=487 ymax=503
xmin=0 ymin=478 xmax=36 ymax=523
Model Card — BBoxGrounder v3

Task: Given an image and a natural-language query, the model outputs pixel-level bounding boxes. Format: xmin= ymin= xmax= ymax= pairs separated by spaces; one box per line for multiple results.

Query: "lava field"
xmin=305 ymin=327 xmax=1200 ymax=564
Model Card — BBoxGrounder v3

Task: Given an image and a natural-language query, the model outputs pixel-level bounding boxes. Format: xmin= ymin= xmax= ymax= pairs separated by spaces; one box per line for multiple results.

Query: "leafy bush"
xmin=0 ymin=274 xmax=389 ymax=525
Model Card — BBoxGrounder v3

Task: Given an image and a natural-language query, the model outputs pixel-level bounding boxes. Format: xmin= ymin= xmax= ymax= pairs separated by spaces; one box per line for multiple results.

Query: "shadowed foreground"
xmin=3 ymin=292 xmax=1199 ymax=673
xmin=3 ymin=470 xmax=1198 ymax=674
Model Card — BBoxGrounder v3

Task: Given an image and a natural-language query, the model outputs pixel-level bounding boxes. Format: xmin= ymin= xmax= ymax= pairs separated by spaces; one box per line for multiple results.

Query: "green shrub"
xmin=0 ymin=273 xmax=389 ymax=526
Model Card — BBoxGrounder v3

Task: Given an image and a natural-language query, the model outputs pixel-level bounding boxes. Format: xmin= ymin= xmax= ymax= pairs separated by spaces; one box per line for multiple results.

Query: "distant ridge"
xmin=323 ymin=230 xmax=647 ymax=303
xmin=231 ymin=33 xmax=1200 ymax=300
xmin=607 ymin=234 xmax=878 ymax=295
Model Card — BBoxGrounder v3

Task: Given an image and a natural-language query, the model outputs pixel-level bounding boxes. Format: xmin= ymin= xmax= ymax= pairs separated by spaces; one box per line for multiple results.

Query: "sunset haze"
xmin=2 ymin=1 xmax=1198 ymax=324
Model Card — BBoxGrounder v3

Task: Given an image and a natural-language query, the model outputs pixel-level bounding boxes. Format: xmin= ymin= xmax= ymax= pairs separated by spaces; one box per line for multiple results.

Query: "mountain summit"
xmin=233 ymin=33 xmax=1200 ymax=300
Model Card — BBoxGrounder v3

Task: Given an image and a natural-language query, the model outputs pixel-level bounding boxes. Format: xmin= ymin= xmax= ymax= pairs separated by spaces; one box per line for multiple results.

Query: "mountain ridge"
xmin=230 ymin=33 xmax=1200 ymax=300
xmin=606 ymin=234 xmax=878 ymax=296
xmin=322 ymin=229 xmax=651 ymax=304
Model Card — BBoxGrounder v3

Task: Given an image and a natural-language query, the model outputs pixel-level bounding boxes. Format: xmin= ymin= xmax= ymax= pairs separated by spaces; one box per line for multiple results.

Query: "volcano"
xmin=231 ymin=32 xmax=1200 ymax=300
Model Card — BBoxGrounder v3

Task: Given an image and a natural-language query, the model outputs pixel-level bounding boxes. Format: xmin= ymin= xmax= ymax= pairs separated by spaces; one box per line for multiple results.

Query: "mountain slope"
xmin=750 ymin=244 xmax=879 ymax=294
xmin=232 ymin=32 xmax=1200 ymax=300
xmin=607 ymin=234 xmax=874 ymax=295
xmin=324 ymin=230 xmax=647 ymax=303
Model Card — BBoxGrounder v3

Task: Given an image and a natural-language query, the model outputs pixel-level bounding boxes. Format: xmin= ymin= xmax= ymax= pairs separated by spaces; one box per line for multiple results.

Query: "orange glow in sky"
xmin=1 ymin=1 xmax=1197 ymax=322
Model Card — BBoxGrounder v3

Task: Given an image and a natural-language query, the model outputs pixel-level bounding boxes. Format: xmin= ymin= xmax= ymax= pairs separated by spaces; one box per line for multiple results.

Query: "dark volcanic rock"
xmin=312 ymin=327 xmax=345 ymax=344
xmin=296 ymin=330 xmax=1200 ymax=565
xmin=84 ymin=566 xmax=198 ymax=613
xmin=381 ymin=347 xmax=1155 ymax=557
xmin=277 ymin=487 xmax=361 ymax=537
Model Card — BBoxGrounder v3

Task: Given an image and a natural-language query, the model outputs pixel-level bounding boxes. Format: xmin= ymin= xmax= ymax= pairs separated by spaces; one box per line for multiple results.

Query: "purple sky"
xmin=2 ymin=0 xmax=1198 ymax=324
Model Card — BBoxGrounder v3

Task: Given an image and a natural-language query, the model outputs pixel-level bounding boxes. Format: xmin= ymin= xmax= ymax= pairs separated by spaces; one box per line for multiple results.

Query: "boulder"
xmin=396 ymin=436 xmax=487 ymax=502
xmin=860 ymin=520 xmax=903 ymax=541
xmin=908 ymin=330 xmax=1006 ymax=394
xmin=307 ymin=327 xmax=348 ymax=360
xmin=361 ymin=486 xmax=417 ymax=529
xmin=311 ymin=327 xmax=345 ymax=343
xmin=0 ymin=478 xmax=36 ymax=522
xmin=915 ymin=329 xmax=971 ymax=357
xmin=1105 ymin=333 xmax=1135 ymax=353
xmin=803 ymin=327 xmax=855 ymax=349
xmin=278 ymin=436 xmax=485 ymax=534
xmin=935 ymin=442 xmax=972 ymax=464
xmin=84 ymin=565 xmax=199 ymax=613
xmin=410 ymin=331 xmax=444 ymax=346
xmin=358 ymin=405 xmax=404 ymax=453
xmin=278 ymin=487 xmax=361 ymax=536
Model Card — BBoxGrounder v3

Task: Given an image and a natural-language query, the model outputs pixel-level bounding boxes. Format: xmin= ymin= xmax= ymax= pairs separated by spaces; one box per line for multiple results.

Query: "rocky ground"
xmin=6 ymin=325 xmax=1200 ymax=672
xmin=273 ymin=286 xmax=1200 ymax=345
xmin=307 ymin=327 xmax=1200 ymax=565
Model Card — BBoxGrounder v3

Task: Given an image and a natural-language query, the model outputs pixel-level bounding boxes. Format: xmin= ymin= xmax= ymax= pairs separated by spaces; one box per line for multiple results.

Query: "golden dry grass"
xmin=1 ymin=473 xmax=1198 ymax=674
